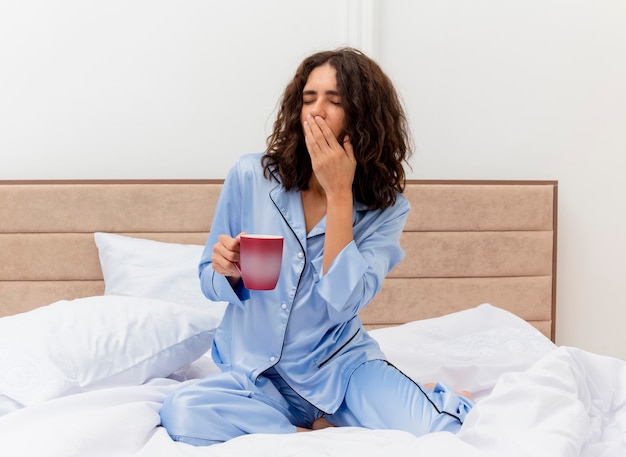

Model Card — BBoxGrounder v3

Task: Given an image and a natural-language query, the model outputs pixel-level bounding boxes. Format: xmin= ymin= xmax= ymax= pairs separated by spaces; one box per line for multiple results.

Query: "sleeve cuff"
xmin=210 ymin=269 xmax=249 ymax=309
xmin=315 ymin=241 xmax=368 ymax=313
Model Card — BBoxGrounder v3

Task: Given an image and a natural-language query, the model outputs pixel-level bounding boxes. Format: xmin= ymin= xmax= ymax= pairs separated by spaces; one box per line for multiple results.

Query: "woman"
xmin=160 ymin=47 xmax=473 ymax=446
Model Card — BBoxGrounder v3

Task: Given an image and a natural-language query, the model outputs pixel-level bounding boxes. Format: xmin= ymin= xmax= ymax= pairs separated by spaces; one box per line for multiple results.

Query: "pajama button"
xmin=297 ymin=252 xmax=304 ymax=259
xmin=270 ymin=356 xmax=276 ymax=362
xmin=281 ymin=303 xmax=287 ymax=310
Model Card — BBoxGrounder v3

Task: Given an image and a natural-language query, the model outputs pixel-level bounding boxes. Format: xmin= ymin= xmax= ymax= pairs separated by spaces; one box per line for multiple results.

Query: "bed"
xmin=0 ymin=179 xmax=624 ymax=457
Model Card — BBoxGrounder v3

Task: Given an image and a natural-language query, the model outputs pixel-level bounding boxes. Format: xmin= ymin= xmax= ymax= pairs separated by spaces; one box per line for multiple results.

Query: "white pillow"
xmin=94 ymin=232 xmax=219 ymax=307
xmin=370 ymin=304 xmax=557 ymax=400
xmin=0 ymin=295 xmax=223 ymax=407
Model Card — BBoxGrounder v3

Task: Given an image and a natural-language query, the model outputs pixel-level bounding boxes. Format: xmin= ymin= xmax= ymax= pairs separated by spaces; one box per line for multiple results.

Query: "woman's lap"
xmin=159 ymin=361 xmax=474 ymax=445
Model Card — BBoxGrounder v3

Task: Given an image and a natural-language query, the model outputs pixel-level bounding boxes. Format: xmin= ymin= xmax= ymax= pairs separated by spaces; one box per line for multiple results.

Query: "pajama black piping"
xmin=384 ymin=360 xmax=464 ymax=424
xmin=317 ymin=327 xmax=361 ymax=369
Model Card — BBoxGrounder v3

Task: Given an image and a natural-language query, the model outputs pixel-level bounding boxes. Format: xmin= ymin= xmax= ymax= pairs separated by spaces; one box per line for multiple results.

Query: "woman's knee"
xmin=160 ymin=372 xmax=298 ymax=444
xmin=159 ymin=375 xmax=251 ymax=444
xmin=335 ymin=360 xmax=474 ymax=436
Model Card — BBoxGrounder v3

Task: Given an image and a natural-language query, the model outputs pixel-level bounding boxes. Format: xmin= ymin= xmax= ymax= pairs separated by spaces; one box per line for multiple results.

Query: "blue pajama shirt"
xmin=160 ymin=153 xmax=473 ymax=445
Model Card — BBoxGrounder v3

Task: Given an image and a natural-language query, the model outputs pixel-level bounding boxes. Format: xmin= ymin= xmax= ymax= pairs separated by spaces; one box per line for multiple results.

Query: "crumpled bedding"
xmin=1 ymin=305 xmax=624 ymax=457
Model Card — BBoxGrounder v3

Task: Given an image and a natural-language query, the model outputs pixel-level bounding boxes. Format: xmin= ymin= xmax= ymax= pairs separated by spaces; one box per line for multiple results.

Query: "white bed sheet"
xmin=1 ymin=305 xmax=625 ymax=457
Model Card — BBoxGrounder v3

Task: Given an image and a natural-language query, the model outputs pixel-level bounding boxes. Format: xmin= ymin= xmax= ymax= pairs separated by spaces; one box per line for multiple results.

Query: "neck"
xmin=301 ymin=175 xmax=327 ymax=233
xmin=306 ymin=174 xmax=326 ymax=198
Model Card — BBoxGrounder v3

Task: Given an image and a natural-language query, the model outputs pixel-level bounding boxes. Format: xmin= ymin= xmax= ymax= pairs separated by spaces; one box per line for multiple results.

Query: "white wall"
xmin=1 ymin=0 xmax=363 ymax=178
xmin=2 ymin=1 xmax=625 ymax=359
xmin=378 ymin=0 xmax=626 ymax=361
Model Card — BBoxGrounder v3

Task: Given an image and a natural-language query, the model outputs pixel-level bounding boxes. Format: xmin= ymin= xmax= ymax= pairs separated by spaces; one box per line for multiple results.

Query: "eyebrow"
xmin=302 ymin=89 xmax=341 ymax=96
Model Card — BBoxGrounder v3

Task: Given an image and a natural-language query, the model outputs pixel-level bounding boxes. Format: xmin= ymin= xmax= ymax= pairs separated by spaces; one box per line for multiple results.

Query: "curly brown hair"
xmin=262 ymin=47 xmax=412 ymax=210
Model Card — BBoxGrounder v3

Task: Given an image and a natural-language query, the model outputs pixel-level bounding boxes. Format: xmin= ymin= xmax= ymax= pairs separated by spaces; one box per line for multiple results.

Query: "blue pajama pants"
xmin=159 ymin=360 xmax=473 ymax=446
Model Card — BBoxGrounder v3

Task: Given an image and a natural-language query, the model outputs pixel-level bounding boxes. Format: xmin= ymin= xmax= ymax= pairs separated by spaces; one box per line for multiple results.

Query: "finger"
xmin=307 ymin=115 xmax=327 ymax=143
xmin=306 ymin=114 xmax=337 ymax=151
xmin=342 ymin=135 xmax=355 ymax=161
xmin=312 ymin=115 xmax=339 ymax=146
xmin=219 ymin=234 xmax=238 ymax=256
xmin=211 ymin=250 xmax=237 ymax=275
xmin=213 ymin=235 xmax=240 ymax=265
xmin=303 ymin=119 xmax=322 ymax=157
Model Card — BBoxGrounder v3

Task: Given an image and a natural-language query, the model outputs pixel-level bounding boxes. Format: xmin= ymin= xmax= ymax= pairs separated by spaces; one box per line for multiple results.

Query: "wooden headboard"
xmin=0 ymin=180 xmax=557 ymax=340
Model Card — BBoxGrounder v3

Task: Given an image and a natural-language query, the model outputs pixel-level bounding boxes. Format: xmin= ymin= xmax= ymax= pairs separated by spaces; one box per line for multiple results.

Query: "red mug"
xmin=236 ymin=234 xmax=284 ymax=290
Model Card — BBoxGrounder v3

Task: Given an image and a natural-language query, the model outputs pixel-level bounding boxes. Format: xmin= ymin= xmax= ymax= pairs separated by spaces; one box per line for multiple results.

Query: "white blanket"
xmin=1 ymin=349 xmax=625 ymax=456
xmin=1 ymin=304 xmax=625 ymax=457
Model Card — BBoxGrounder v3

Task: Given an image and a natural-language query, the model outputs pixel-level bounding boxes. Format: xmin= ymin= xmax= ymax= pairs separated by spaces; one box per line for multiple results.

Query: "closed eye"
xmin=302 ymin=90 xmax=342 ymax=106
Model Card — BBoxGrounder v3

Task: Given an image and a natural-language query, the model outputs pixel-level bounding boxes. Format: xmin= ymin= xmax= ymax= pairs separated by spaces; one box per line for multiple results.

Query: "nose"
xmin=307 ymin=100 xmax=325 ymax=119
